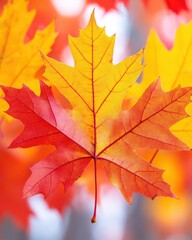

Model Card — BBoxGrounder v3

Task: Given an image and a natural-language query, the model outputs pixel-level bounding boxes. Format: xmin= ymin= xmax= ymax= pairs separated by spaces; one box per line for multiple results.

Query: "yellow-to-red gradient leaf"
xmin=0 ymin=0 xmax=57 ymax=117
xmin=2 ymin=12 xmax=192 ymax=223
xmin=2 ymin=80 xmax=191 ymax=222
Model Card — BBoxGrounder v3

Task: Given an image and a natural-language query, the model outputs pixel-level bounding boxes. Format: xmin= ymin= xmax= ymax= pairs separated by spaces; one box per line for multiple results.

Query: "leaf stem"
xmin=91 ymin=157 xmax=97 ymax=223
xmin=90 ymin=15 xmax=98 ymax=223
xmin=149 ymin=149 xmax=159 ymax=164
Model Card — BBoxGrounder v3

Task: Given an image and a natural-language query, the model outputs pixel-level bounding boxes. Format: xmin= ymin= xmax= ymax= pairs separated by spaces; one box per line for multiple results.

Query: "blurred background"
xmin=1 ymin=0 xmax=192 ymax=239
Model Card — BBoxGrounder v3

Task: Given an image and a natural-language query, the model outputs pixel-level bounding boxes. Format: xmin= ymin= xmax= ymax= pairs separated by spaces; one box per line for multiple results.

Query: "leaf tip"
xmin=91 ymin=8 xmax=96 ymax=17
xmin=89 ymin=8 xmax=97 ymax=25
xmin=151 ymin=195 xmax=157 ymax=200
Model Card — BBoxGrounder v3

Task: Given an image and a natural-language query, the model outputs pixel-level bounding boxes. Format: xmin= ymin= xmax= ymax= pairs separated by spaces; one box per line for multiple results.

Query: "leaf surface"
xmin=110 ymin=80 xmax=192 ymax=151
xmin=2 ymin=12 xmax=192 ymax=222
xmin=41 ymin=12 xmax=143 ymax=151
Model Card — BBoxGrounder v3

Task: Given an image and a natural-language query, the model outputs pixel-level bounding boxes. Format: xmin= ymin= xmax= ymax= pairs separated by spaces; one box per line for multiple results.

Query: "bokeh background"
xmin=1 ymin=0 xmax=192 ymax=239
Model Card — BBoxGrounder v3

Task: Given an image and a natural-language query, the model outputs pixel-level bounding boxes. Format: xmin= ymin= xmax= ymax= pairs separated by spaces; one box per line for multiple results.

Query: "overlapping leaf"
xmin=2 ymin=12 xmax=192 ymax=222
xmin=129 ymin=23 xmax=192 ymax=148
xmin=0 ymin=0 xmax=57 ymax=117
xmin=143 ymin=24 xmax=192 ymax=91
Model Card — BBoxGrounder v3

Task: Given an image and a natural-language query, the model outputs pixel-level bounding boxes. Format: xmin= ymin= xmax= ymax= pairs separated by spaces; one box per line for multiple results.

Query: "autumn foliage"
xmin=1 ymin=0 xmax=192 ymax=232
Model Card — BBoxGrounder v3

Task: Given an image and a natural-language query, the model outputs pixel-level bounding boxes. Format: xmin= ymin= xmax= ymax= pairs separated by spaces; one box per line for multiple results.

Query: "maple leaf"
xmin=128 ymin=22 xmax=192 ymax=98
xmin=144 ymin=25 xmax=192 ymax=91
xmin=129 ymin=24 xmax=192 ymax=148
xmin=2 ymin=12 xmax=192 ymax=223
xmin=0 ymin=0 xmax=57 ymax=117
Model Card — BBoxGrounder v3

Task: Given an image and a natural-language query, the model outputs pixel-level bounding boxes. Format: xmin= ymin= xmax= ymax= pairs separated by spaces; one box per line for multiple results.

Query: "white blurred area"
xmin=93 ymin=186 xmax=128 ymax=240
xmin=28 ymin=186 xmax=129 ymax=240
xmin=52 ymin=0 xmax=86 ymax=16
xmin=28 ymin=195 xmax=64 ymax=240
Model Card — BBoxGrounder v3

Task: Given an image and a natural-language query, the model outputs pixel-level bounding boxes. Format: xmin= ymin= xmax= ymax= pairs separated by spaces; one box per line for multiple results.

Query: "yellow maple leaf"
xmin=0 ymin=0 xmax=57 ymax=117
xmin=128 ymin=22 xmax=192 ymax=98
xmin=144 ymin=23 xmax=192 ymax=91
xmin=41 ymin=11 xmax=144 ymax=151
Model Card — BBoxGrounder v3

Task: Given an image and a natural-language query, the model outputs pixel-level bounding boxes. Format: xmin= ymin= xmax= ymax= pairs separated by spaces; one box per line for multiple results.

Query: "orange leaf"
xmin=111 ymin=80 xmax=191 ymax=151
